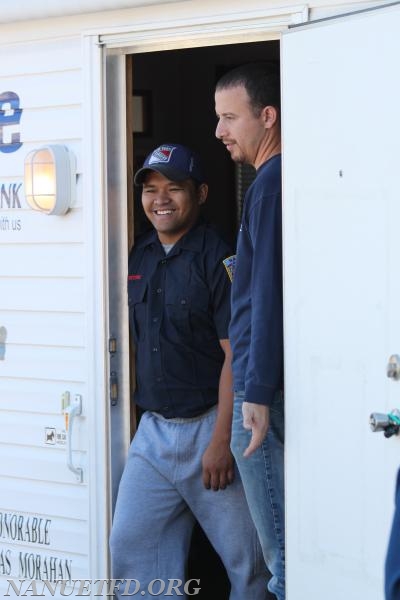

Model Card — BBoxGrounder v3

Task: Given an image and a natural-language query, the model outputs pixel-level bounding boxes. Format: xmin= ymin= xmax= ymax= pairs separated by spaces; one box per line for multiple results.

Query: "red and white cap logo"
xmin=148 ymin=145 xmax=175 ymax=165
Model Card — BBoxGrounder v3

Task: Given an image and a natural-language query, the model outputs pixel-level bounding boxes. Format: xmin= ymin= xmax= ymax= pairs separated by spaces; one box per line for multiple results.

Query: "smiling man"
xmin=110 ymin=143 xmax=267 ymax=599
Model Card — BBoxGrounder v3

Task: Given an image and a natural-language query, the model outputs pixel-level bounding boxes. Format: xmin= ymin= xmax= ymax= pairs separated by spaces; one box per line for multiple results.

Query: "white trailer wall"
xmin=0 ymin=33 xmax=109 ymax=594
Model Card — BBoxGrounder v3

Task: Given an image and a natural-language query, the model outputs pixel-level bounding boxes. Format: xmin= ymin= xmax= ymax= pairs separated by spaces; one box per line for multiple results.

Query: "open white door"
xmin=282 ymin=3 xmax=400 ymax=599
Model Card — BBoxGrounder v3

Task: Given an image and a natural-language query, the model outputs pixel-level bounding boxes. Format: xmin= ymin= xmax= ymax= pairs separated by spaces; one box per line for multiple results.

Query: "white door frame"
xmin=81 ymin=35 xmax=114 ymax=579
xmin=80 ymin=0 xmax=309 ymax=582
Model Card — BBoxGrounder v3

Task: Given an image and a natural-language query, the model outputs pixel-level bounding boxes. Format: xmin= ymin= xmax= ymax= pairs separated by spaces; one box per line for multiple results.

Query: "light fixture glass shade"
xmin=24 ymin=145 xmax=76 ymax=215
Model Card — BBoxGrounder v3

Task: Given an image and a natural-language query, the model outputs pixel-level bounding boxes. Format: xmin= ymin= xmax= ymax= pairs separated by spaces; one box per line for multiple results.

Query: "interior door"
xmin=282 ymin=3 xmax=400 ymax=599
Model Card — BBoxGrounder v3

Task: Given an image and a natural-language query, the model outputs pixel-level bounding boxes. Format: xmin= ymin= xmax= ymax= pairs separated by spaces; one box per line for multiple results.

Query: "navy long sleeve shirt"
xmin=229 ymin=154 xmax=283 ymax=406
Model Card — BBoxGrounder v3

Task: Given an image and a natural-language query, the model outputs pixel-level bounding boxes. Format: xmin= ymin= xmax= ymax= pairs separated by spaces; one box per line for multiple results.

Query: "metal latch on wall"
xmin=62 ymin=392 xmax=83 ymax=482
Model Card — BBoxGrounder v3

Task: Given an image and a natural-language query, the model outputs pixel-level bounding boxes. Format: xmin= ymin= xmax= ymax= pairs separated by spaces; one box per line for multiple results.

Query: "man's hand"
xmin=202 ymin=440 xmax=235 ymax=491
xmin=242 ymin=402 xmax=270 ymax=457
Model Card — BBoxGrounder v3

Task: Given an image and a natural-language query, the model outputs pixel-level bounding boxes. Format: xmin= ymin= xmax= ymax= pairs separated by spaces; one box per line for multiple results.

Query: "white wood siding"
xmin=0 ymin=33 xmax=93 ymax=592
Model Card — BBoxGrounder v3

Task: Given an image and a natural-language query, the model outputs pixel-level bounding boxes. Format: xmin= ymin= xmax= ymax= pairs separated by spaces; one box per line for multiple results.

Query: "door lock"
xmin=370 ymin=408 xmax=400 ymax=438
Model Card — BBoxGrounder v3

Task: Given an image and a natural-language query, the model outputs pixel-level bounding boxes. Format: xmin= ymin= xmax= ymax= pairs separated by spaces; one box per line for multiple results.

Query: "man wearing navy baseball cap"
xmin=110 ymin=143 xmax=267 ymax=599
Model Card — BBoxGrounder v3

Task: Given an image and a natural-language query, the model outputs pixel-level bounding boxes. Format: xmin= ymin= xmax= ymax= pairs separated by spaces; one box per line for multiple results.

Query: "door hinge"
xmin=109 ymin=336 xmax=117 ymax=355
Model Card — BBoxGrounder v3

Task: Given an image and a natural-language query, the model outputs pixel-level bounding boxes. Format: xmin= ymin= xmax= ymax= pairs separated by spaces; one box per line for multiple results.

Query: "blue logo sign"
xmin=0 ymin=91 xmax=23 ymax=153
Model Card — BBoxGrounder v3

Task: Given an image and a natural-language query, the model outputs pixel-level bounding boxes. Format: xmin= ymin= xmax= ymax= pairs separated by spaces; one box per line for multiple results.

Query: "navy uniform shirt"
xmin=128 ymin=221 xmax=233 ymax=418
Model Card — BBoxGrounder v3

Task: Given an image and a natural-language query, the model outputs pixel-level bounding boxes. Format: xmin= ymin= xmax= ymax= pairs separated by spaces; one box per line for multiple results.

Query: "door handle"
xmin=370 ymin=408 xmax=400 ymax=438
xmin=63 ymin=394 xmax=83 ymax=482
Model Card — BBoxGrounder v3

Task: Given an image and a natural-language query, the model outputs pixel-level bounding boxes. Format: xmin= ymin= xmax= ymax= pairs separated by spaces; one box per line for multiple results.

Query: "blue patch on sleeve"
xmin=223 ymin=255 xmax=236 ymax=282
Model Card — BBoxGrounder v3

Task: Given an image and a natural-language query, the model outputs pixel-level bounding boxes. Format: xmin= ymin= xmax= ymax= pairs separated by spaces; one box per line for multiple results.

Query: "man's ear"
xmin=197 ymin=183 xmax=208 ymax=205
xmin=261 ymin=105 xmax=279 ymax=129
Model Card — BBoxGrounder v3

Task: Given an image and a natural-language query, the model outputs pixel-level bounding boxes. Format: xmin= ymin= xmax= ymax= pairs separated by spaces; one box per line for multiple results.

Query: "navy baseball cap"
xmin=134 ymin=143 xmax=206 ymax=185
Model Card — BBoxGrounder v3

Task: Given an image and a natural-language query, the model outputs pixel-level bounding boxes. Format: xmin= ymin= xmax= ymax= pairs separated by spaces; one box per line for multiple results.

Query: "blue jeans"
xmin=231 ymin=391 xmax=285 ymax=600
xmin=110 ymin=406 xmax=268 ymax=599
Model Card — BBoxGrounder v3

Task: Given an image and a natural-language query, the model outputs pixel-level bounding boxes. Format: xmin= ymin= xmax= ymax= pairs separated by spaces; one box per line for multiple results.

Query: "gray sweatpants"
xmin=110 ymin=406 xmax=268 ymax=599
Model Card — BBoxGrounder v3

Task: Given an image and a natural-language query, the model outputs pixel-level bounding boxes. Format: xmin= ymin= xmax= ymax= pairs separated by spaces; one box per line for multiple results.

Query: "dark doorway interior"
xmin=131 ymin=40 xmax=279 ymax=247
xmin=130 ymin=39 xmax=279 ymax=600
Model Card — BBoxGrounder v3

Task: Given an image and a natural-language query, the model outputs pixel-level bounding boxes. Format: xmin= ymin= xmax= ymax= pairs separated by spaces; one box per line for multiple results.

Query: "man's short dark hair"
xmin=216 ymin=61 xmax=280 ymax=116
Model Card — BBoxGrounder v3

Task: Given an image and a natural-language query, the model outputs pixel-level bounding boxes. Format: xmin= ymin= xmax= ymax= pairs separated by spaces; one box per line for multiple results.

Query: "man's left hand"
xmin=242 ymin=402 xmax=270 ymax=457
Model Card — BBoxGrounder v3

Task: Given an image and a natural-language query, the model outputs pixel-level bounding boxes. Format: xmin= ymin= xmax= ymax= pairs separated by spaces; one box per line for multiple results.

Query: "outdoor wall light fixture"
xmin=24 ymin=145 xmax=76 ymax=215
